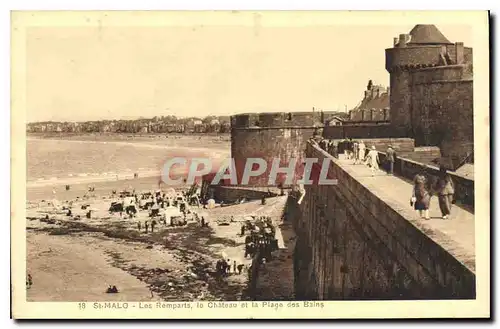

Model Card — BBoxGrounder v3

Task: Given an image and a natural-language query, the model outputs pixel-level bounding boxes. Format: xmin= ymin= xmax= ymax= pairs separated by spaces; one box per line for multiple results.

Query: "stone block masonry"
xmin=385 ymin=26 xmax=473 ymax=165
xmin=291 ymin=141 xmax=475 ymax=300
xmin=231 ymin=111 xmax=322 ymax=187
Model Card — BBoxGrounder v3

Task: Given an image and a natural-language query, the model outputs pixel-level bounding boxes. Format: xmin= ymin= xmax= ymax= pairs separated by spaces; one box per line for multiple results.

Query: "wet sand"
xmin=26 ymin=191 xmax=287 ymax=302
xmin=27 ymin=175 xmax=171 ymax=202
xmin=27 ymin=233 xmax=159 ymax=302
xmin=24 ymin=135 xmax=291 ymax=302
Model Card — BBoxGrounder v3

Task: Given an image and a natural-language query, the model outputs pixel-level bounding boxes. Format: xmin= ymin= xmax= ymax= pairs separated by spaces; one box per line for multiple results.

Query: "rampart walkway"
xmin=334 ymin=154 xmax=475 ymax=271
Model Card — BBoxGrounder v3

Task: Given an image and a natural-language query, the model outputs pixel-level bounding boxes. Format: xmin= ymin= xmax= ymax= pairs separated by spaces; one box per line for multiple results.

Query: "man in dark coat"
xmin=386 ymin=145 xmax=396 ymax=175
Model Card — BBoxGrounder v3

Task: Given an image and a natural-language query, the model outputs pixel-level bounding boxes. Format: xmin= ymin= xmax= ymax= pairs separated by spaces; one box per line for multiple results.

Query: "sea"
xmin=26 ymin=138 xmax=229 ymax=188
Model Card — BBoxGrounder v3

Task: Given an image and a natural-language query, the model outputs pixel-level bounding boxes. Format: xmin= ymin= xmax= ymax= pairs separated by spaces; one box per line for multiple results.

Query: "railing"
xmin=377 ymin=152 xmax=474 ymax=210
xmin=456 ymin=151 xmax=474 ymax=169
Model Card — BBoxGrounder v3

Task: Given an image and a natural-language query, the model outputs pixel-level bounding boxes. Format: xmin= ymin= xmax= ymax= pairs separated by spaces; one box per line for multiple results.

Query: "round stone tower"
xmin=385 ymin=24 xmax=474 ymax=167
xmin=385 ymin=25 xmax=454 ymax=135
xmin=230 ymin=111 xmax=322 ymax=187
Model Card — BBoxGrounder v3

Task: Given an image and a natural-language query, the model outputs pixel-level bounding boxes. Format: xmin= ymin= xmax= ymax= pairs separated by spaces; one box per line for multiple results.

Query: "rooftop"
xmin=407 ymin=24 xmax=454 ymax=45
xmin=352 ymin=92 xmax=389 ymax=111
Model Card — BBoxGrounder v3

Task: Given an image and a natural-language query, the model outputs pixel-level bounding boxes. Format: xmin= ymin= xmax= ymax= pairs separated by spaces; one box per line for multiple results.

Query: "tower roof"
xmin=407 ymin=25 xmax=453 ymax=45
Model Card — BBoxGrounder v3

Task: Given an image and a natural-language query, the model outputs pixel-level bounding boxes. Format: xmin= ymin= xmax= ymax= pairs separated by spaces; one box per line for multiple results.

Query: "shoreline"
xmin=26 ymin=135 xmax=230 ymax=193
xmin=27 ymin=170 xmax=161 ymax=189
xmin=27 ymin=175 xmax=178 ymax=202
xmin=24 ymin=133 xmax=275 ymax=302
xmin=26 ymin=193 xmax=290 ymax=302
xmin=26 ymin=133 xmax=231 ymax=147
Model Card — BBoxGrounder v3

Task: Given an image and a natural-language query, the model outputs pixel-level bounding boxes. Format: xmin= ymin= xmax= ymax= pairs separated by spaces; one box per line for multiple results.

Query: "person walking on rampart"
xmin=386 ymin=145 xmax=396 ymax=175
xmin=366 ymin=146 xmax=380 ymax=176
xmin=358 ymin=141 xmax=366 ymax=164
xmin=346 ymin=138 xmax=354 ymax=159
xmin=352 ymin=140 xmax=359 ymax=164
xmin=412 ymin=170 xmax=431 ymax=220
xmin=436 ymin=165 xmax=455 ymax=219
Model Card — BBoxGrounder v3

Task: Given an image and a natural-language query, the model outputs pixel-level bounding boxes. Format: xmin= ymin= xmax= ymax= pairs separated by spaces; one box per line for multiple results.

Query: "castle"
xmin=385 ymin=24 xmax=473 ymax=166
xmin=229 ymin=24 xmax=473 ymax=188
xmin=226 ymin=25 xmax=476 ymax=301
xmin=230 ymin=112 xmax=323 ymax=187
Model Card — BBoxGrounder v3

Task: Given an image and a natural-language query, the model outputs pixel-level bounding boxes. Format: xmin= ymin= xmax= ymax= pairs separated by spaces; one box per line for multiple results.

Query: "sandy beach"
xmin=25 ymin=134 xmax=287 ymax=302
xmin=26 ymin=194 xmax=287 ymax=302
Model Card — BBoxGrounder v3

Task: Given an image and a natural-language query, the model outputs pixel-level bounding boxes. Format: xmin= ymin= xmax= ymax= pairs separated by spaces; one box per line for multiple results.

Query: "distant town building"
xmin=327 ymin=116 xmax=346 ymax=126
xmin=349 ymin=80 xmax=390 ymax=122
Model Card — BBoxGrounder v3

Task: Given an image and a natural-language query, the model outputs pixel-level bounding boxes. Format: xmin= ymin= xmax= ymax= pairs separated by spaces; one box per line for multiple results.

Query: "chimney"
xmin=393 ymin=37 xmax=399 ymax=46
xmin=384 ymin=108 xmax=389 ymax=121
xmin=455 ymin=42 xmax=464 ymax=64
xmin=376 ymin=88 xmax=380 ymax=98
xmin=398 ymin=34 xmax=408 ymax=48
xmin=364 ymin=90 xmax=369 ymax=99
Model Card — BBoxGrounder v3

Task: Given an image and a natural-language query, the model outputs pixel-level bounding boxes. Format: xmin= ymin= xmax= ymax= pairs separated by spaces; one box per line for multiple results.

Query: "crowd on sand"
xmin=28 ymin=181 xmax=282 ymax=296
xmin=312 ymin=136 xmax=457 ymax=221
xmin=215 ymin=215 xmax=279 ymax=279
xmin=52 ymin=184 xmax=206 ymax=232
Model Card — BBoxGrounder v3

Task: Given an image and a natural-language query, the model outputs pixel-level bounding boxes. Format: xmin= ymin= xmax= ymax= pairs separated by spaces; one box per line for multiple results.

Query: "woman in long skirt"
xmin=367 ymin=146 xmax=380 ymax=176
xmin=436 ymin=166 xmax=455 ymax=219
xmin=413 ymin=171 xmax=431 ymax=220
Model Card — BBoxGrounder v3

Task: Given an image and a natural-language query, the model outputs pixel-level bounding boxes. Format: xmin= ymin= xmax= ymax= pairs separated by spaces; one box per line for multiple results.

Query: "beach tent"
xmin=123 ymin=197 xmax=135 ymax=205
xmin=206 ymin=199 xmax=216 ymax=209
xmin=166 ymin=188 xmax=176 ymax=196
xmin=162 ymin=206 xmax=182 ymax=220
xmin=220 ymin=251 xmax=229 ymax=261
xmin=50 ymin=199 xmax=62 ymax=210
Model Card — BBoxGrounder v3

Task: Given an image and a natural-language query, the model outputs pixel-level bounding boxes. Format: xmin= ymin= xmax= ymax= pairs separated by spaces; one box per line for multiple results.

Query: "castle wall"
xmin=386 ymin=39 xmax=474 ymax=165
xmin=326 ymin=138 xmax=416 ymax=156
xmin=410 ymin=65 xmax=473 ymax=161
xmin=231 ymin=112 xmax=320 ymax=187
xmin=322 ymin=124 xmax=407 ymax=140
xmin=386 ymin=46 xmax=445 ymax=69
xmin=210 ymin=186 xmax=280 ymax=203
xmin=230 ymin=112 xmax=319 ymax=128
xmin=290 ymin=142 xmax=475 ymax=300
xmin=389 ymin=69 xmax=413 ymax=134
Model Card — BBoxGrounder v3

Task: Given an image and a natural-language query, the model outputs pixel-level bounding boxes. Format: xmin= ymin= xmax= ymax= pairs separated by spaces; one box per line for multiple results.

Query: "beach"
xmin=27 ymin=134 xmax=230 ymax=192
xmin=25 ymin=134 xmax=286 ymax=302
xmin=26 ymin=192 xmax=287 ymax=302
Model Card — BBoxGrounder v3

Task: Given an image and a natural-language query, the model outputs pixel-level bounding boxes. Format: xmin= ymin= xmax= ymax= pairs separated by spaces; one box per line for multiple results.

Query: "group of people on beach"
xmin=215 ymin=258 xmax=245 ymax=276
xmin=214 ymin=216 xmax=277 ymax=279
xmin=242 ymin=217 xmax=278 ymax=262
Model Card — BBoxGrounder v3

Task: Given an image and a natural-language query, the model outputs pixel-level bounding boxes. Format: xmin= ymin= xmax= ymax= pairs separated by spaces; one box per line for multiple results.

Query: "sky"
xmin=25 ymin=17 xmax=472 ymax=122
